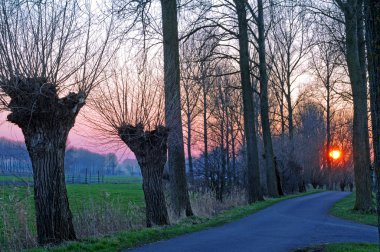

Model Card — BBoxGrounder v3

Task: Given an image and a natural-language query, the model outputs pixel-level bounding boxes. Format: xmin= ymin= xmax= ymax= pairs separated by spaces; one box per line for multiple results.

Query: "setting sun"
xmin=329 ymin=150 xmax=342 ymax=160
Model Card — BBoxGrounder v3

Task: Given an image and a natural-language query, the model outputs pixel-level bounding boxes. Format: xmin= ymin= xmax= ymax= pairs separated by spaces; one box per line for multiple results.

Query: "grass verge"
xmin=324 ymin=243 xmax=377 ymax=252
xmin=27 ymin=190 xmax=322 ymax=252
xmin=330 ymin=193 xmax=377 ymax=226
xmin=295 ymin=243 xmax=377 ymax=252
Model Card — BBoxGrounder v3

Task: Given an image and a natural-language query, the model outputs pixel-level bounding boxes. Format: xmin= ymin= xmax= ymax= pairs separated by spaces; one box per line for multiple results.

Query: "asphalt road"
xmin=126 ymin=192 xmax=378 ymax=252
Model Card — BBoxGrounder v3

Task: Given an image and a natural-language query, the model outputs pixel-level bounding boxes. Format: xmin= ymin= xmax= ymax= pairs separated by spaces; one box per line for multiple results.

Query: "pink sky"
xmin=0 ymin=112 xmax=134 ymax=162
xmin=0 ymin=111 xmax=201 ymax=162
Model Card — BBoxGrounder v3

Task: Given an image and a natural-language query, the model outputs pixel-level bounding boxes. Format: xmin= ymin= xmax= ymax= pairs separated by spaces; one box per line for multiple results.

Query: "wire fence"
xmin=0 ymin=170 xmax=142 ymax=186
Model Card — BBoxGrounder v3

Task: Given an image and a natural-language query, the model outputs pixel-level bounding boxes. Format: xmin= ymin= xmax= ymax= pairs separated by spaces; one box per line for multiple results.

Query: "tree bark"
xmin=235 ymin=0 xmax=263 ymax=203
xmin=326 ymin=80 xmax=332 ymax=190
xmin=160 ymin=0 xmax=193 ymax=217
xmin=364 ymin=0 xmax=380 ymax=245
xmin=119 ymin=124 xmax=169 ymax=227
xmin=219 ymin=105 xmax=226 ymax=202
xmin=26 ymin=130 xmax=76 ymax=245
xmin=3 ymin=77 xmax=81 ymax=245
xmin=187 ymin=112 xmax=194 ymax=183
xmin=231 ymin=121 xmax=237 ymax=184
xmin=257 ymin=0 xmax=279 ymax=197
xmin=341 ymin=0 xmax=372 ymax=211
xmin=202 ymin=71 xmax=210 ymax=187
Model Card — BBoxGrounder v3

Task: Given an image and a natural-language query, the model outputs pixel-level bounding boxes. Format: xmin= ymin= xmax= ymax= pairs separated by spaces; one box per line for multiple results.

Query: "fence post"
xmin=85 ymin=168 xmax=88 ymax=184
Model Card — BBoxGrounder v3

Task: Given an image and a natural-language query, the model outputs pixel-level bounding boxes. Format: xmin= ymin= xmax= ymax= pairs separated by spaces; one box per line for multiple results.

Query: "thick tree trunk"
xmin=160 ymin=0 xmax=193 ymax=217
xmin=141 ymin=164 xmax=169 ymax=227
xmin=2 ymin=77 xmax=83 ymax=245
xmin=364 ymin=0 xmax=380 ymax=245
xmin=26 ymin=130 xmax=76 ymax=244
xmin=119 ymin=124 xmax=169 ymax=226
xmin=343 ymin=2 xmax=372 ymax=211
xmin=235 ymin=0 xmax=263 ymax=203
xmin=257 ymin=0 xmax=279 ymax=197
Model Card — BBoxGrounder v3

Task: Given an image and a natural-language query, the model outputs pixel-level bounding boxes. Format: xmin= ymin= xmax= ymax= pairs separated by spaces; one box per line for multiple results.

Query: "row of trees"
xmin=0 ymin=0 xmax=378 ymax=248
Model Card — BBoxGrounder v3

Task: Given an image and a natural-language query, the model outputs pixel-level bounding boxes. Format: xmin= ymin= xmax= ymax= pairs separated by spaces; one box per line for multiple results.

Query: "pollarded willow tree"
xmin=0 ymin=0 xmax=114 ymax=244
xmin=89 ymin=65 xmax=169 ymax=227
xmin=114 ymin=0 xmax=193 ymax=217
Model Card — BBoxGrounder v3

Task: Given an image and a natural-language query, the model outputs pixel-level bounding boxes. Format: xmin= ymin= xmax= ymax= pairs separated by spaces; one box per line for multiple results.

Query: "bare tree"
xmin=113 ymin=0 xmax=193 ymax=217
xmin=0 ymin=0 xmax=113 ymax=244
xmin=364 ymin=0 xmax=380 ymax=246
xmin=295 ymin=101 xmax=326 ymax=190
xmin=267 ymin=1 xmax=313 ymax=146
xmin=234 ymin=0 xmax=263 ymax=203
xmin=310 ymin=38 xmax=344 ymax=190
xmin=161 ymin=0 xmax=193 ymax=217
xmin=181 ymin=38 xmax=204 ymax=183
xmin=255 ymin=0 xmax=280 ymax=197
xmin=89 ymin=65 xmax=169 ymax=227
xmin=333 ymin=0 xmax=372 ymax=211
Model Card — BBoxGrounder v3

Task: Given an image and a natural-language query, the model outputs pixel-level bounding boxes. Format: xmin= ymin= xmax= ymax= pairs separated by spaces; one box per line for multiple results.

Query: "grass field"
xmin=102 ymin=176 xmax=142 ymax=183
xmin=0 ymin=183 xmax=144 ymax=212
xmin=330 ymin=193 xmax=377 ymax=226
xmin=0 ymin=182 xmax=145 ymax=250
xmin=0 ymin=175 xmax=33 ymax=182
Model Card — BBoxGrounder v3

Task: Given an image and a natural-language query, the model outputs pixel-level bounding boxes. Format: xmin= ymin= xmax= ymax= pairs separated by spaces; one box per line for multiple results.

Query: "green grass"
xmin=0 ymin=183 xmax=144 ymax=244
xmin=330 ymin=193 xmax=377 ymax=226
xmin=27 ymin=190 xmax=322 ymax=252
xmin=102 ymin=176 xmax=142 ymax=183
xmin=296 ymin=243 xmax=377 ymax=252
xmin=0 ymin=183 xmax=144 ymax=212
xmin=324 ymin=243 xmax=377 ymax=252
xmin=67 ymin=183 xmax=144 ymax=210
xmin=0 ymin=175 xmax=33 ymax=182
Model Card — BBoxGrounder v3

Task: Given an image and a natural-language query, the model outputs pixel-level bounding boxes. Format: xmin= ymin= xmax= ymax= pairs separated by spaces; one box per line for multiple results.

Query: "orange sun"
xmin=329 ymin=150 xmax=341 ymax=160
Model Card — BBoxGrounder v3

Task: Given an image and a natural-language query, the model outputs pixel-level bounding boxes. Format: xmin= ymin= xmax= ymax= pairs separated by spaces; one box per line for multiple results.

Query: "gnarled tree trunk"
xmin=2 ymin=77 xmax=82 ymax=245
xmin=26 ymin=128 xmax=76 ymax=245
xmin=119 ymin=124 xmax=169 ymax=227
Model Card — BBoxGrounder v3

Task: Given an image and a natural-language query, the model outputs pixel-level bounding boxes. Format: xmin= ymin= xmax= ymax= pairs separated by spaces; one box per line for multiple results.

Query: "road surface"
xmin=126 ymin=192 xmax=378 ymax=252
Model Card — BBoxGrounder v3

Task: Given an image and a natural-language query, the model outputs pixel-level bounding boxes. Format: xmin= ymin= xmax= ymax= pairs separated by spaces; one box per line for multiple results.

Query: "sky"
xmin=0 ymin=112 xmax=133 ymax=162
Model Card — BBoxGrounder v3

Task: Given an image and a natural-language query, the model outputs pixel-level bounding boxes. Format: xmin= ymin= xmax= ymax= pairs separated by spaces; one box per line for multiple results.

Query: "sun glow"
xmin=329 ymin=150 xmax=341 ymax=160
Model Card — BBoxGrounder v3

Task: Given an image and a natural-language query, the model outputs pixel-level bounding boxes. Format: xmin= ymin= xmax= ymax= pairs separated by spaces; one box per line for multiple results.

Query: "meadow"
xmin=0 ymin=181 xmax=145 ymax=251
